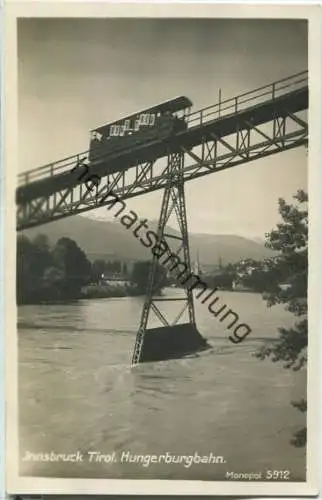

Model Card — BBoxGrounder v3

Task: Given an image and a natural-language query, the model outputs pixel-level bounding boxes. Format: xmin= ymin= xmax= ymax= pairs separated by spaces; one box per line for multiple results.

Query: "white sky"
xmin=18 ymin=18 xmax=308 ymax=238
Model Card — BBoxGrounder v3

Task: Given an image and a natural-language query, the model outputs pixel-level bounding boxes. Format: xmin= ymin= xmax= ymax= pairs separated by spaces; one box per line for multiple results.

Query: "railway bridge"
xmin=16 ymin=70 xmax=308 ymax=365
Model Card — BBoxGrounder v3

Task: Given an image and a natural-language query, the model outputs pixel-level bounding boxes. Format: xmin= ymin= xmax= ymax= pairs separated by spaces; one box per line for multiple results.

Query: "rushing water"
xmin=18 ymin=289 xmax=306 ymax=481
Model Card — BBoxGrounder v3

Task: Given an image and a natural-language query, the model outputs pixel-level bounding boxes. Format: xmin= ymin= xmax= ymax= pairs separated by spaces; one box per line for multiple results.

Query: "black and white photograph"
xmin=5 ymin=3 xmax=321 ymax=496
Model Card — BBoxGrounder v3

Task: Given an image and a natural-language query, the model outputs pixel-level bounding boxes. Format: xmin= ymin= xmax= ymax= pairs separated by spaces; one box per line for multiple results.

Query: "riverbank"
xmin=81 ymin=283 xmax=141 ymax=299
xmin=18 ymin=282 xmax=154 ymax=305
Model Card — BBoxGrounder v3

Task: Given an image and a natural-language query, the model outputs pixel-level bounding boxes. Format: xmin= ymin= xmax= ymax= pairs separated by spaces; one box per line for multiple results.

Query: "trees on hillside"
xmin=255 ymin=189 xmax=308 ymax=446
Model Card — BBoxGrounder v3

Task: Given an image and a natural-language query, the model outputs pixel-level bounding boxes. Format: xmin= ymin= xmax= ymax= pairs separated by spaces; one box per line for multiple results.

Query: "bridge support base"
xmin=131 ymin=151 xmax=209 ymax=366
xmin=137 ymin=323 xmax=209 ymax=363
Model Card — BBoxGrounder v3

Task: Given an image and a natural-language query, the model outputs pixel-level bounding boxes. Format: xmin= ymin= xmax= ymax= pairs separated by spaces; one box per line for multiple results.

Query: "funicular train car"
xmin=88 ymin=96 xmax=193 ymax=167
xmin=16 ymin=96 xmax=192 ymax=206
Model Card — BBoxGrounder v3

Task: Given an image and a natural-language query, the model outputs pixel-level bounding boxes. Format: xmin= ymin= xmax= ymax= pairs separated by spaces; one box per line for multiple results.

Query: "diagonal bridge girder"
xmin=17 ymin=84 xmax=308 ymax=231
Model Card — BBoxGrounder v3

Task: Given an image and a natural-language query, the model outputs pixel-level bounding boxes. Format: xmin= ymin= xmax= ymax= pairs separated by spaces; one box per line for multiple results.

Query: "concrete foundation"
xmin=139 ymin=323 xmax=211 ymax=363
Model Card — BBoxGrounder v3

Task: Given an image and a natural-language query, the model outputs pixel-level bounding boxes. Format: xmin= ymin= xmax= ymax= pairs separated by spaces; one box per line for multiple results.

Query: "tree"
xmin=130 ymin=261 xmax=167 ymax=294
xmin=212 ymin=272 xmax=233 ymax=290
xmin=17 ymin=234 xmax=53 ymax=304
xmin=17 ymin=233 xmax=93 ymax=303
xmin=52 ymin=237 xmax=92 ymax=298
xmin=32 ymin=233 xmax=50 ymax=253
xmin=235 ymin=260 xmax=273 ymax=293
xmin=17 ymin=235 xmax=38 ymax=304
xmin=42 ymin=266 xmax=65 ymax=301
xmin=255 ymin=189 xmax=308 ymax=446
xmin=32 ymin=234 xmax=52 ymax=273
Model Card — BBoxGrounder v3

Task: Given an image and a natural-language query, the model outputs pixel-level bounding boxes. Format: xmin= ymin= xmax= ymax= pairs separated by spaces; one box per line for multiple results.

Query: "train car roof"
xmin=91 ymin=96 xmax=193 ymax=135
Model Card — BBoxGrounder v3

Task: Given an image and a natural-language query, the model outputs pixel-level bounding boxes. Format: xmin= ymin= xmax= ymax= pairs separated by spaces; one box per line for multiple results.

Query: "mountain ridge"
xmin=21 ymin=215 xmax=275 ymax=266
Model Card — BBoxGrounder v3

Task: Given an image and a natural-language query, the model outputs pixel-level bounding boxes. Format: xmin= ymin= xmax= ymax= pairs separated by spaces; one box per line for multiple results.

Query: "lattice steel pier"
xmin=132 ymin=152 xmax=209 ymax=365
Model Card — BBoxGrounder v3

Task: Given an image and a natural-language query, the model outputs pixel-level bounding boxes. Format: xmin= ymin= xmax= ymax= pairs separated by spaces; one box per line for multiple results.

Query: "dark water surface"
xmin=18 ymin=289 xmax=306 ymax=481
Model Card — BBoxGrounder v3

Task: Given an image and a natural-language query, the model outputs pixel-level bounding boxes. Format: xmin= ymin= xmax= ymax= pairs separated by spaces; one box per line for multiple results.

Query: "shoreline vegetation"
xmin=16 ymin=234 xmax=169 ymax=305
xmin=19 ymin=283 xmax=145 ymax=305
xmin=17 ymin=280 xmax=257 ymax=306
xmin=18 ymin=282 xmax=255 ymax=306
xmin=16 ymin=233 xmax=273 ymax=306
xmin=81 ymin=282 xmax=144 ymax=300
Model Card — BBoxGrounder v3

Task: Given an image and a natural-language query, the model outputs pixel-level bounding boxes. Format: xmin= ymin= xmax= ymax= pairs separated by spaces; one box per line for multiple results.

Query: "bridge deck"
xmin=17 ymin=71 xmax=308 ymax=206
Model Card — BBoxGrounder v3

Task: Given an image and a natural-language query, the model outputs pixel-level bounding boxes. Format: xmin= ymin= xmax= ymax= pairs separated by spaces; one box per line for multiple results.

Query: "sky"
xmin=18 ymin=18 xmax=308 ymax=239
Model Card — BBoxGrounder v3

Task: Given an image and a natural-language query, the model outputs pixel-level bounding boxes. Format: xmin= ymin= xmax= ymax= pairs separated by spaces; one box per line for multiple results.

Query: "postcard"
xmin=5 ymin=1 xmax=321 ymax=496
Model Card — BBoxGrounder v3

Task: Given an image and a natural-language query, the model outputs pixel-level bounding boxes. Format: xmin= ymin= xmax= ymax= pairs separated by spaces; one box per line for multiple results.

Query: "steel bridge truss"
xmin=17 ymin=106 xmax=308 ymax=231
xmin=131 ymin=152 xmax=196 ymax=365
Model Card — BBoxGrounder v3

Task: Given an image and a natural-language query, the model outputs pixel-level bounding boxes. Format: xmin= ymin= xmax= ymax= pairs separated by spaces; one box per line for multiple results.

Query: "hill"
xmin=21 ymin=215 xmax=275 ymax=266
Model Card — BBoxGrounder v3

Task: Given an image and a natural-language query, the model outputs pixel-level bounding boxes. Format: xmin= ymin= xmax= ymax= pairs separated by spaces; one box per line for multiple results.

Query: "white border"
xmin=4 ymin=2 xmax=321 ymax=496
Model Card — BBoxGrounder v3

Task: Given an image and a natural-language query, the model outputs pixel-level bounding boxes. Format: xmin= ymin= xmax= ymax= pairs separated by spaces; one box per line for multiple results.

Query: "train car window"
xmin=139 ymin=114 xmax=150 ymax=126
xmin=124 ymin=120 xmax=131 ymax=130
xmin=149 ymin=114 xmax=156 ymax=126
xmin=119 ymin=126 xmax=125 ymax=136
xmin=110 ymin=125 xmax=121 ymax=136
xmin=134 ymin=120 xmax=140 ymax=131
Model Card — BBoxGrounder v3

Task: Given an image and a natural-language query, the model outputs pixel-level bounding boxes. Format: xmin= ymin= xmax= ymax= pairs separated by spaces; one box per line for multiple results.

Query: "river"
xmin=18 ymin=288 xmax=306 ymax=481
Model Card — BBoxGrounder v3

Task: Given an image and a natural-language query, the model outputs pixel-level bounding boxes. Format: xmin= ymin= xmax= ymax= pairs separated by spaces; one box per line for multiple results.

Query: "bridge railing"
xmin=18 ymin=150 xmax=90 ymax=186
xmin=185 ymin=70 xmax=308 ymax=128
xmin=18 ymin=70 xmax=308 ymax=187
